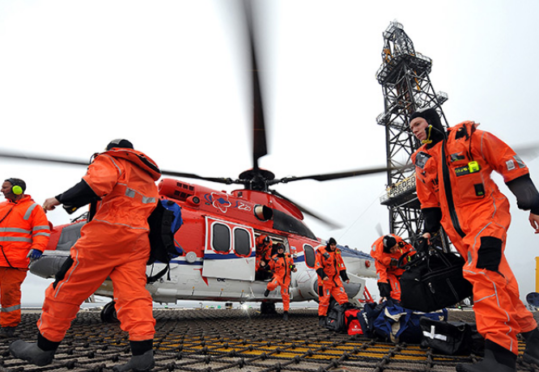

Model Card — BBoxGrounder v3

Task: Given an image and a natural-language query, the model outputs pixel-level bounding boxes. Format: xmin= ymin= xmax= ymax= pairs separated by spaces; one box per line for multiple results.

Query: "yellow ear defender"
xmin=6 ymin=178 xmax=24 ymax=195
xmin=12 ymin=185 xmax=23 ymax=195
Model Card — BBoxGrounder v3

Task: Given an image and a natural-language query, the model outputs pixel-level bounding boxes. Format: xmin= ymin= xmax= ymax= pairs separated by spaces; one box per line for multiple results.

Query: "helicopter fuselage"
xmin=31 ymin=177 xmax=376 ymax=307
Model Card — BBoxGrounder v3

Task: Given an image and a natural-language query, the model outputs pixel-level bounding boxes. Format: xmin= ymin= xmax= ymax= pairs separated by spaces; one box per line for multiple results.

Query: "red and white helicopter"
xmin=28 ymin=174 xmax=379 ymax=320
xmin=0 ymin=1 xmax=390 ymax=320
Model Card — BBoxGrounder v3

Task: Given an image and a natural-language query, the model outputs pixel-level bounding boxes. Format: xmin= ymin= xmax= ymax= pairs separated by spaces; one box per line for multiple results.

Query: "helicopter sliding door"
xmin=203 ymin=217 xmax=256 ymax=281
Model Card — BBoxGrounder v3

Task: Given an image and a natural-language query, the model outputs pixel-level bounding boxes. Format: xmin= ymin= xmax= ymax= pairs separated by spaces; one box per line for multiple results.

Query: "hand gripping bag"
xmin=399 ymin=249 xmax=472 ymax=312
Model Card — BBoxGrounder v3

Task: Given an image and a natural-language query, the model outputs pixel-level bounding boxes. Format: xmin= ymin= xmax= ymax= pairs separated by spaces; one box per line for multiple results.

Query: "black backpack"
xmin=326 ymin=301 xmax=356 ymax=332
xmin=146 ymin=198 xmax=183 ymax=282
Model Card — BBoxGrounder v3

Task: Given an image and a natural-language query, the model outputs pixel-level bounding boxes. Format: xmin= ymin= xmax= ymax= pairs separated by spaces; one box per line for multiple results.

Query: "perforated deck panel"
xmin=1 ymin=309 xmax=537 ymax=371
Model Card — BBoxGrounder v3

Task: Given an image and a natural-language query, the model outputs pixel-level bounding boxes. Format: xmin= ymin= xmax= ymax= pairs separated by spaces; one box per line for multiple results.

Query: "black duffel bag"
xmin=399 ymin=248 xmax=473 ymax=312
xmin=420 ymin=318 xmax=484 ymax=356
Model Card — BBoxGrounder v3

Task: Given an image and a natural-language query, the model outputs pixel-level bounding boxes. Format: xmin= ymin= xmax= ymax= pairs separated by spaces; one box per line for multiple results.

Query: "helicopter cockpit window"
xmin=304 ymin=244 xmax=315 ymax=268
xmin=233 ymin=228 xmax=251 ymax=257
xmin=212 ymin=223 xmax=231 ymax=253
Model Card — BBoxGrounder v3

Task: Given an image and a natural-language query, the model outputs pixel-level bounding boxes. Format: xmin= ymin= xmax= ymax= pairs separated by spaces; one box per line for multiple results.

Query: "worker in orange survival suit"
xmin=0 ymin=178 xmax=49 ymax=338
xmin=370 ymin=234 xmax=415 ymax=304
xmin=255 ymin=234 xmax=273 ymax=280
xmin=10 ymin=139 xmax=161 ymax=372
xmin=263 ymin=243 xmax=297 ymax=320
xmin=410 ymin=108 xmax=539 ymax=372
xmin=315 ymin=237 xmax=350 ymax=327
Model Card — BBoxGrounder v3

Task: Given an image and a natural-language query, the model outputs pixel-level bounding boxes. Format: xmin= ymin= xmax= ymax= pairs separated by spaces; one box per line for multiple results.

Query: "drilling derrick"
xmin=375 ymin=21 xmax=449 ymax=243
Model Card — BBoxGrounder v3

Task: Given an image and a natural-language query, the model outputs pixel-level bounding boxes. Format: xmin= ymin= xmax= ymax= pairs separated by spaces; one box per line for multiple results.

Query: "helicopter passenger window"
xmin=212 ymin=223 xmax=231 ymax=253
xmin=304 ymin=245 xmax=315 ymax=268
xmin=233 ymin=228 xmax=251 ymax=257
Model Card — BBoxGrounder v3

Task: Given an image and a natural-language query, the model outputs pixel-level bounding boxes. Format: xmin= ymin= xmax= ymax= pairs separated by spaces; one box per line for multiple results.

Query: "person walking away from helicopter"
xmin=10 ymin=139 xmax=161 ymax=372
xmin=315 ymin=237 xmax=350 ymax=327
xmin=263 ymin=243 xmax=296 ymax=320
xmin=370 ymin=234 xmax=415 ymax=304
xmin=0 ymin=178 xmax=49 ymax=338
xmin=255 ymin=234 xmax=273 ymax=280
xmin=410 ymin=108 xmax=539 ymax=372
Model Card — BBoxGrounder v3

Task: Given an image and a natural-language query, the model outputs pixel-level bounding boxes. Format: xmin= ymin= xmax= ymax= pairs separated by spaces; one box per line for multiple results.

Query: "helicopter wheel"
xmin=100 ymin=301 xmax=119 ymax=323
xmin=260 ymin=302 xmax=276 ymax=314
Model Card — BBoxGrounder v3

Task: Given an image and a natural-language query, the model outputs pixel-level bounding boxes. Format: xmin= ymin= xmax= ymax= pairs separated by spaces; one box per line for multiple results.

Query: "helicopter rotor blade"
xmin=0 ymin=150 xmax=90 ymax=167
xmin=159 ymin=169 xmax=237 ymax=185
xmin=0 ymin=149 xmax=240 ymax=185
xmin=270 ymin=189 xmax=343 ymax=230
xmin=275 ymin=165 xmax=409 ymax=184
xmin=272 ymin=140 xmax=537 ymax=185
xmin=242 ymin=0 xmax=268 ymax=170
xmin=375 ymin=222 xmax=384 ymax=237
xmin=515 ymin=142 xmax=539 ymax=161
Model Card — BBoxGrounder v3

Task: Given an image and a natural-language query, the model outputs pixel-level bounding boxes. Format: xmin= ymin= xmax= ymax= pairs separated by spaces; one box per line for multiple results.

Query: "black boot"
xmin=264 ymin=289 xmax=270 ymax=297
xmin=113 ymin=340 xmax=154 ymax=372
xmin=283 ymin=311 xmax=289 ymax=321
xmin=0 ymin=326 xmax=16 ymax=338
xmin=522 ymin=328 xmax=539 ymax=365
xmin=456 ymin=340 xmax=516 ymax=372
xmin=9 ymin=333 xmax=60 ymax=367
xmin=318 ymin=316 xmax=327 ymax=328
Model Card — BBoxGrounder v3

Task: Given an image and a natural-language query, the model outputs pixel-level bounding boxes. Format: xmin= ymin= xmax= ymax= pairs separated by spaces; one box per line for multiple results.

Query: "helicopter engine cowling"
xmin=29 ymin=253 xmax=70 ymax=279
xmin=292 ymin=270 xmax=367 ymax=307
xmin=29 ymin=220 xmax=84 ymax=279
xmin=291 ymin=270 xmax=319 ymax=301
xmin=341 ymin=273 xmax=367 ymax=307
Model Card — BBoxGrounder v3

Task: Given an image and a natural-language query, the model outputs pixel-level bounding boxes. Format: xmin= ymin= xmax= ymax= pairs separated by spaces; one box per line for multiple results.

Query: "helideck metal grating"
xmin=1 ymin=309 xmax=538 ymax=372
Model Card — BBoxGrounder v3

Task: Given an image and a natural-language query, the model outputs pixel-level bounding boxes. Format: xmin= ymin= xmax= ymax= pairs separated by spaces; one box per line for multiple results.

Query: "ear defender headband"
xmin=6 ymin=178 xmax=24 ymax=195
xmin=422 ymin=125 xmax=434 ymax=144
xmin=410 ymin=108 xmax=446 ymax=144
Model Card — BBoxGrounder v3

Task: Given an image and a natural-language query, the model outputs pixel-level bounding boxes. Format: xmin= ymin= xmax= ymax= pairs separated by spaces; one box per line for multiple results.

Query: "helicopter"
xmin=28 ymin=175 xmax=379 ymax=320
xmin=0 ymin=1 xmax=397 ymax=320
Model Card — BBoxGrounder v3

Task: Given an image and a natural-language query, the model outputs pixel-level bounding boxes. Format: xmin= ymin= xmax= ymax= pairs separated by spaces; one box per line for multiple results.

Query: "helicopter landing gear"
xmin=100 ymin=301 xmax=119 ymax=323
xmin=260 ymin=302 xmax=276 ymax=314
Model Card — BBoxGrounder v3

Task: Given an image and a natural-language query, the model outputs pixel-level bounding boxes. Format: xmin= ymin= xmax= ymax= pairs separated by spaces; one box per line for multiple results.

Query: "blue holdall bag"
xmin=371 ymin=302 xmax=448 ymax=344
xmin=358 ymin=301 xmax=388 ymax=338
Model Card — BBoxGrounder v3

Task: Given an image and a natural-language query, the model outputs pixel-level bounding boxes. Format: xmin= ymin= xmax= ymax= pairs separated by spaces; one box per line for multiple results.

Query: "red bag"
xmin=345 ymin=308 xmax=363 ymax=335
xmin=348 ymin=319 xmax=363 ymax=335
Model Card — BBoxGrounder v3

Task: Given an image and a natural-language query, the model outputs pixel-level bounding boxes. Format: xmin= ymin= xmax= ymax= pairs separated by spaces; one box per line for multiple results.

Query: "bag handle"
xmin=397 ymin=250 xmax=413 ymax=269
xmin=426 ymin=248 xmax=457 ymax=270
xmin=400 ymin=247 xmax=457 ymax=273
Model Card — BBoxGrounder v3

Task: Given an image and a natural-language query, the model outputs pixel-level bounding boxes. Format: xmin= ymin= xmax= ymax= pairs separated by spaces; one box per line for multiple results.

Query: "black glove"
xmin=416 ymin=237 xmax=430 ymax=254
xmin=378 ymin=282 xmax=391 ymax=298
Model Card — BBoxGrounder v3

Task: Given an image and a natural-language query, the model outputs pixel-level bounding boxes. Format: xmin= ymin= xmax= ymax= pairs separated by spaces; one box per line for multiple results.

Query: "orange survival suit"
xmin=37 ymin=148 xmax=161 ymax=344
xmin=412 ymin=121 xmax=539 ymax=354
xmin=315 ymin=245 xmax=349 ymax=317
xmin=370 ymin=234 xmax=415 ymax=302
xmin=266 ymin=251 xmax=295 ymax=311
xmin=0 ymin=195 xmax=49 ymax=328
xmin=255 ymin=235 xmax=272 ymax=271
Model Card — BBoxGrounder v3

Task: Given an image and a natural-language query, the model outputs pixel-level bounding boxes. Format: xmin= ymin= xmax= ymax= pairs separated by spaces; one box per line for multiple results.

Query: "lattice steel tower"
xmin=375 ymin=21 xmax=449 ymax=244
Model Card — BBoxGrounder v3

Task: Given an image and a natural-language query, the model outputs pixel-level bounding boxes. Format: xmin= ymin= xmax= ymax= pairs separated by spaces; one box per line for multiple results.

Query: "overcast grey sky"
xmin=1 ymin=0 xmax=538 ymax=306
